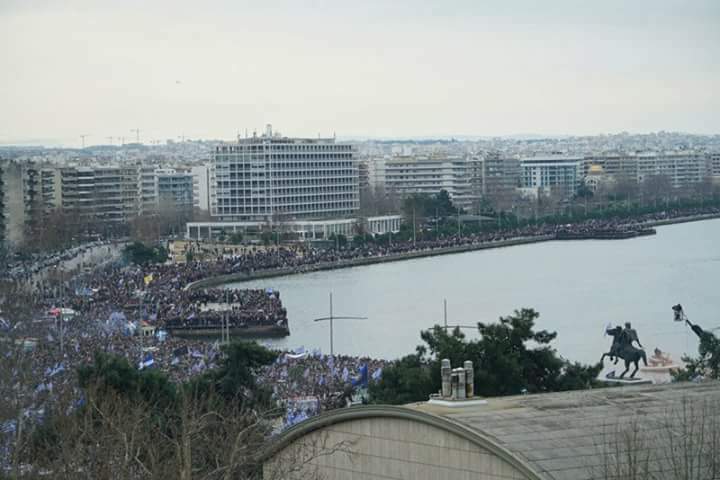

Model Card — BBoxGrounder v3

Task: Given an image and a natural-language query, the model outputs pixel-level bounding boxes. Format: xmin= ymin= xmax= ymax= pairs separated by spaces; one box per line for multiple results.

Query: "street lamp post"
xmin=438 ymin=298 xmax=478 ymax=332
xmin=313 ymin=292 xmax=366 ymax=356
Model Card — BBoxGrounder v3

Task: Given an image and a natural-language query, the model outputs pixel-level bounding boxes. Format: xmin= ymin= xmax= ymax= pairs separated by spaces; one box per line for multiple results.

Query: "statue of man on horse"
xmin=600 ymin=322 xmax=648 ymax=379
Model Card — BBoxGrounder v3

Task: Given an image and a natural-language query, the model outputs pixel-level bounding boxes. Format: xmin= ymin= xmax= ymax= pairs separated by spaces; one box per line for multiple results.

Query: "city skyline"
xmin=2 ymin=0 xmax=719 ymax=146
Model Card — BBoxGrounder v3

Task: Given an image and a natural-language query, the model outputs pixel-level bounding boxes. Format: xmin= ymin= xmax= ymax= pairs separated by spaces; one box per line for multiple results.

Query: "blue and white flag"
xmin=352 ymin=364 xmax=369 ymax=388
xmin=46 ymin=362 xmax=65 ymax=378
xmin=139 ymin=353 xmax=154 ymax=369
xmin=286 ymin=347 xmax=308 ymax=360
xmin=342 ymin=367 xmax=349 ymax=382
xmin=372 ymin=368 xmax=383 ymax=381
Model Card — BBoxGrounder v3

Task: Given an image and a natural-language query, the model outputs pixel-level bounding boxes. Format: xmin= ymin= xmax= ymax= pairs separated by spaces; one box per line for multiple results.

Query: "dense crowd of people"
xmin=164 ymin=288 xmax=288 ymax=330
xmin=3 ymin=204 xmax=720 ymax=433
xmin=2 ymin=239 xmax=114 ymax=282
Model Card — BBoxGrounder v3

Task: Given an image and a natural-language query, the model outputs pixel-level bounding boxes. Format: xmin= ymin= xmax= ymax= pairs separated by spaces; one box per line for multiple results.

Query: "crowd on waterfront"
xmin=2 ymin=240 xmax=115 ymax=282
xmin=164 ymin=288 xmax=288 ymax=330
xmin=3 ymin=204 xmax=720 ymax=428
xmin=164 ymin=205 xmax=720 ymax=282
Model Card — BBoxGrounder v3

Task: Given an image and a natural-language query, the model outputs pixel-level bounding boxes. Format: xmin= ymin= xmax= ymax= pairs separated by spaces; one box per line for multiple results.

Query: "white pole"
xmin=329 ymin=292 xmax=334 ymax=356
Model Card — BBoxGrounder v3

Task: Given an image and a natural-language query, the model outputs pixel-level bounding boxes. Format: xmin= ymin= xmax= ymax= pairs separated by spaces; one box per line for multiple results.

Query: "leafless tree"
xmin=589 ymin=395 xmax=720 ymax=480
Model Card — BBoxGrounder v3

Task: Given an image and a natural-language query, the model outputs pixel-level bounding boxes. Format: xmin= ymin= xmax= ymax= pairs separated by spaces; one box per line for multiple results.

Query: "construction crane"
xmin=106 ymin=136 xmax=113 ymax=145
xmin=80 ymin=134 xmax=90 ymax=148
xmin=130 ymin=128 xmax=140 ymax=143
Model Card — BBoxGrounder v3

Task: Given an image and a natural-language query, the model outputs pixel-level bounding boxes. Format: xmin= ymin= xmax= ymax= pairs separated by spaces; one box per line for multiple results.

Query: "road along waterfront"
xmin=227 ymin=218 xmax=720 ymax=366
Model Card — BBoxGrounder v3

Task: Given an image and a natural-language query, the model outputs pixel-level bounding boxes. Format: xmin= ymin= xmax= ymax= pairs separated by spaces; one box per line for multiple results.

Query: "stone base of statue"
xmin=428 ymin=395 xmax=488 ymax=408
xmin=597 ymin=365 xmax=652 ymax=385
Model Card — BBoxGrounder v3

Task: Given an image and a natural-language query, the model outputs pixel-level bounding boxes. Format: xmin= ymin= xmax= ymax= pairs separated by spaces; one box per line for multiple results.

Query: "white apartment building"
xmin=191 ymin=164 xmax=211 ymax=212
xmin=709 ymin=152 xmax=720 ymax=184
xmin=520 ymin=155 xmax=585 ymax=197
xmin=383 ymin=155 xmax=484 ymax=208
xmin=586 ymin=152 xmax=710 ymax=189
xmin=138 ymin=165 xmax=158 ymax=215
xmin=156 ymin=169 xmax=194 ymax=216
xmin=60 ymin=166 xmax=139 ymax=224
xmin=210 ymin=126 xmax=358 ymax=221
xmin=636 ymin=152 xmax=707 ymax=188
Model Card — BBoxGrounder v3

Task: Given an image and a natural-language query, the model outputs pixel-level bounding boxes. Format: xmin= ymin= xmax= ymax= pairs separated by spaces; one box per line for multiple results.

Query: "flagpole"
xmin=330 ymin=292 xmax=333 ymax=356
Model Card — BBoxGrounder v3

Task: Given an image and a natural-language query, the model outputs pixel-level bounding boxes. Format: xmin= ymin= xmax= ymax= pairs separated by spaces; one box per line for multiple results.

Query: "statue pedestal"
xmin=427 ymin=397 xmax=488 ymax=408
xmin=598 ymin=365 xmax=653 ymax=385
xmin=598 ymin=376 xmax=653 ymax=386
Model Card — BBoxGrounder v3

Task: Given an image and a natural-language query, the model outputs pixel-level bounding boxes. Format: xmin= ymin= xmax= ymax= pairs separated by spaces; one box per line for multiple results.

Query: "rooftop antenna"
xmin=120 ymin=136 xmax=126 ymax=145
xmin=130 ymin=128 xmax=140 ymax=143
xmin=79 ymin=134 xmax=90 ymax=148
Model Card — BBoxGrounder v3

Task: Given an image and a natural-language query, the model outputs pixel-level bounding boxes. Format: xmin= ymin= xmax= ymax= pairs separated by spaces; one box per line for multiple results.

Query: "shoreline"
xmin=168 ymin=325 xmax=290 ymax=338
xmin=186 ymin=212 xmax=720 ymax=290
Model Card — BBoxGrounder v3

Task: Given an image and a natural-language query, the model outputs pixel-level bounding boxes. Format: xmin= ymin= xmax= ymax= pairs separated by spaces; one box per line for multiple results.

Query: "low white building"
xmin=185 ymin=215 xmax=402 ymax=242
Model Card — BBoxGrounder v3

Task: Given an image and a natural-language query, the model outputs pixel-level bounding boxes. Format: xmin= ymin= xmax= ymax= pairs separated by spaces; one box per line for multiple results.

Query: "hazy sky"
xmin=2 ymin=0 xmax=719 ymax=146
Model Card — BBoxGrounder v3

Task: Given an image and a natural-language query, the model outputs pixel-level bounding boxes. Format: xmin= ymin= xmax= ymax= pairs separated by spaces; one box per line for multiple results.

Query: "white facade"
xmin=185 ymin=215 xmax=402 ymax=242
xmin=520 ymin=156 xmax=585 ymax=197
xmin=211 ymin=126 xmax=359 ymax=221
xmin=60 ymin=165 xmax=139 ymax=224
xmin=585 ymin=151 xmax=710 ymax=189
xmin=366 ymin=156 xmax=388 ymax=191
xmin=635 ymin=152 xmax=708 ymax=188
xmin=383 ymin=155 xmax=484 ymax=208
xmin=191 ymin=164 xmax=210 ymax=212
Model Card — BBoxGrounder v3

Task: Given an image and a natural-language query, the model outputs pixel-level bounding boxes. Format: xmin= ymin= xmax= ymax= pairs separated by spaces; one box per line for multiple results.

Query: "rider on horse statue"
xmin=602 ymin=322 xmax=648 ymax=379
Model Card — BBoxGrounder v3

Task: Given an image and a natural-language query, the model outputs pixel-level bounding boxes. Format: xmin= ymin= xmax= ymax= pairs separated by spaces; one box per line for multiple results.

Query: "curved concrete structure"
xmin=263 ymin=381 xmax=720 ymax=480
xmin=263 ymin=405 xmax=543 ymax=480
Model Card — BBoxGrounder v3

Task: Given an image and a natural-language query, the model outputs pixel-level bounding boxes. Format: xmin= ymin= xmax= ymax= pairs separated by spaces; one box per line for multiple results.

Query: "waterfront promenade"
xmin=187 ymin=212 xmax=720 ymax=290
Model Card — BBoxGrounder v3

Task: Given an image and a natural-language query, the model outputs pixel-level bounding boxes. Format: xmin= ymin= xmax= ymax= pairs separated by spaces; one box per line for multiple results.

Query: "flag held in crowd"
xmin=139 ymin=353 xmax=155 ymax=369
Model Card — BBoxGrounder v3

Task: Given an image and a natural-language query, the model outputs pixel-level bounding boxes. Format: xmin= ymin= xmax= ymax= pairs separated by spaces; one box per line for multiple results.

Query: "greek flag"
xmin=372 ymin=368 xmax=383 ymax=381
xmin=138 ymin=353 xmax=154 ymax=369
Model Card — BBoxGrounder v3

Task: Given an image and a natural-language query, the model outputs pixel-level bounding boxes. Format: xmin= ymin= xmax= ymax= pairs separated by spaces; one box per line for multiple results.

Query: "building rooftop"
xmin=409 ymin=380 xmax=720 ymax=480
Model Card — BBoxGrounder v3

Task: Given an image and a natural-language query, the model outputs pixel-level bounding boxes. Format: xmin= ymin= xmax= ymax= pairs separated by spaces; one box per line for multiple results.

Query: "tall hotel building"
xmin=210 ymin=125 xmax=359 ymax=221
xmin=187 ymin=126 xmax=401 ymax=241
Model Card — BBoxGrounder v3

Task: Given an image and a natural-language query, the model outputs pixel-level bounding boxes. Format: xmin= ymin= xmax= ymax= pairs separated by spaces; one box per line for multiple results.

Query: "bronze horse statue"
xmin=600 ymin=326 xmax=648 ymax=379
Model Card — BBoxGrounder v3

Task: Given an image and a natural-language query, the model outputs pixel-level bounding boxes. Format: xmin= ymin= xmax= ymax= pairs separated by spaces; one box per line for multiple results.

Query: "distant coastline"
xmin=186 ymin=213 xmax=720 ymax=290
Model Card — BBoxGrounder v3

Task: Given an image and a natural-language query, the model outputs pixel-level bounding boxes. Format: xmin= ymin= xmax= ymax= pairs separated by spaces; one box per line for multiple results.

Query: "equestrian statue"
xmin=600 ymin=322 xmax=648 ymax=379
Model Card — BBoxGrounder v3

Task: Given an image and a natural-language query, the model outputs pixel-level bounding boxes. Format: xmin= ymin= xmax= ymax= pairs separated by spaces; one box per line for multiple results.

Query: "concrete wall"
xmin=264 ymin=417 xmax=530 ymax=480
